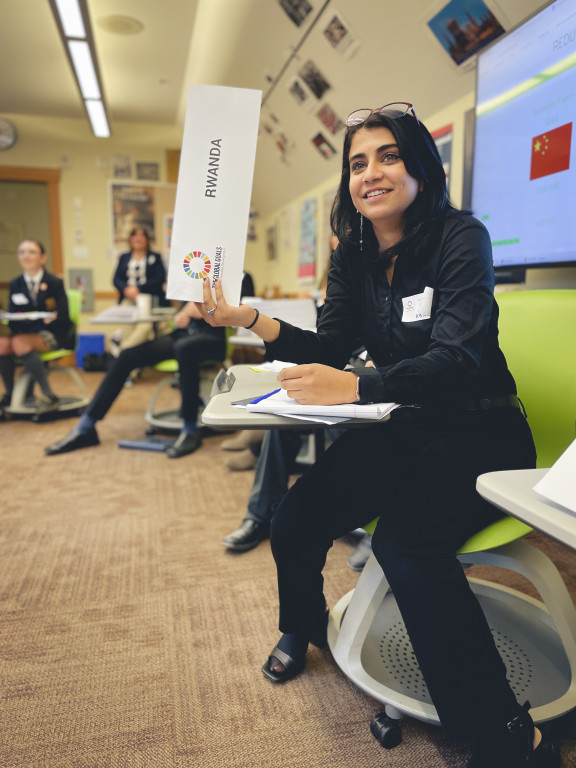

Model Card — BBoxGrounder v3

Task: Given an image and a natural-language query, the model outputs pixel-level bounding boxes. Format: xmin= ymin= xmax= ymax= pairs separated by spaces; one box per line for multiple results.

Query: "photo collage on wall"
xmin=276 ymin=2 xmax=357 ymax=163
xmin=260 ymin=108 xmax=296 ymax=167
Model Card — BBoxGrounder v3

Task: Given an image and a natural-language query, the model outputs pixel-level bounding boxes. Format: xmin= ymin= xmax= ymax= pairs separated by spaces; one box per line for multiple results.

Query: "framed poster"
xmin=68 ymin=268 xmax=94 ymax=312
xmin=431 ymin=124 xmax=453 ymax=192
xmin=427 ymin=0 xmax=505 ymax=68
xmin=299 ymin=197 xmax=317 ymax=282
xmin=109 ymin=181 xmax=176 ymax=255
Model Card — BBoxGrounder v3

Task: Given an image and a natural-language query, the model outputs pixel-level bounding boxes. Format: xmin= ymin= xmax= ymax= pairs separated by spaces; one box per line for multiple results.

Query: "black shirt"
xmin=265 ymin=212 xmax=516 ymax=406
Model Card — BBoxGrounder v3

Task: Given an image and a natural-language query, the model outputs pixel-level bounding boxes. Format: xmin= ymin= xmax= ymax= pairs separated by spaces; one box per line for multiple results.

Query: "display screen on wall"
xmin=471 ymin=0 xmax=576 ymax=269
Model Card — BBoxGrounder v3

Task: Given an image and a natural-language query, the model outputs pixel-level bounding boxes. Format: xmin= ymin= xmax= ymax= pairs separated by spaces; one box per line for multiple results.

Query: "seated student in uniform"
xmin=44 ymin=301 xmax=224 ymax=458
xmin=193 ymin=103 xmax=546 ymax=767
xmin=0 ymin=239 xmax=74 ymax=416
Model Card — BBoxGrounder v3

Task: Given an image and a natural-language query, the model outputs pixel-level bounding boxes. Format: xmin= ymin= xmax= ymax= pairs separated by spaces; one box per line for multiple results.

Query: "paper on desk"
xmin=92 ymin=304 xmax=138 ymax=321
xmin=250 ymin=360 xmax=296 ymax=373
xmin=166 ymin=85 xmax=261 ymax=305
xmin=246 ymin=388 xmax=398 ymax=421
xmin=0 ymin=310 xmax=54 ymax=320
xmin=533 ymin=438 xmax=576 ymax=514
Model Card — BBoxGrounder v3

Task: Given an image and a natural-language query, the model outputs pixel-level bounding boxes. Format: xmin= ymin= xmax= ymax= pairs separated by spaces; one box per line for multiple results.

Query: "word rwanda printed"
xmin=205 ymin=139 xmax=222 ymax=197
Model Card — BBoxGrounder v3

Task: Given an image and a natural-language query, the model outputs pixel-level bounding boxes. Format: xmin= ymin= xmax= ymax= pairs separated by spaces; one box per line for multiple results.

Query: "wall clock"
xmin=0 ymin=117 xmax=17 ymax=150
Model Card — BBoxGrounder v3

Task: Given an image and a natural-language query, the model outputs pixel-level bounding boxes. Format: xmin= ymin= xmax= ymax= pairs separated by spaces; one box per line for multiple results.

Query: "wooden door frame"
xmin=0 ymin=166 xmax=63 ymax=275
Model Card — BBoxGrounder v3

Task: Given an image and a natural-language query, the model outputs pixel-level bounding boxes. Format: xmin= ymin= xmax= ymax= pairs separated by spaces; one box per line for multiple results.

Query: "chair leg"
xmin=460 ymin=539 xmax=576 ymax=722
xmin=7 ymin=370 xmax=36 ymax=411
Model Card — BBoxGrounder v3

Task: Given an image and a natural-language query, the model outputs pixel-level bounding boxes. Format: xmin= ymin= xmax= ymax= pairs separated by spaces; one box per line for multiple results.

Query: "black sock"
xmin=276 ymin=632 xmax=309 ymax=661
xmin=19 ymin=351 xmax=55 ymax=398
xmin=0 ymin=354 xmax=15 ymax=397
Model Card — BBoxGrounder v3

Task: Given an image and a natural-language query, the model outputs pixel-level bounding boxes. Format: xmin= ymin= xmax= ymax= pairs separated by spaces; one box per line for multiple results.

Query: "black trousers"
xmin=269 ymin=405 xmax=536 ymax=742
xmin=87 ymin=329 xmax=225 ymax=423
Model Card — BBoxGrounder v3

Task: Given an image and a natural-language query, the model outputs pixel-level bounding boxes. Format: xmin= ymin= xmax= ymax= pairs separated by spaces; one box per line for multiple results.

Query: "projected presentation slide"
xmin=472 ymin=0 xmax=576 ymax=268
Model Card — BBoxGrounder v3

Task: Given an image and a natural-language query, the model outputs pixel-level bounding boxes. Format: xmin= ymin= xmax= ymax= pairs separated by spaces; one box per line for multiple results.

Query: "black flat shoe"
xmin=221 ymin=519 xmax=269 ymax=552
xmin=261 ymin=646 xmax=306 ymax=683
xmin=166 ymin=431 xmax=202 ymax=458
xmin=44 ymin=427 xmax=100 ymax=456
xmin=467 ymin=702 xmax=561 ymax=768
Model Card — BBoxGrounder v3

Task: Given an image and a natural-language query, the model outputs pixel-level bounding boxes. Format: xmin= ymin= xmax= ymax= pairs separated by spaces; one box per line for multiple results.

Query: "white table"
xmin=476 ymin=468 xmax=576 ymax=551
xmin=89 ymin=306 xmax=175 ymax=325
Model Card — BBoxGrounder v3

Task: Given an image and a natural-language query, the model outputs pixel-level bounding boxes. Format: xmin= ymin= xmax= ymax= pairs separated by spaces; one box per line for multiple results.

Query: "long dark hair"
xmin=330 ymin=111 xmax=456 ymax=261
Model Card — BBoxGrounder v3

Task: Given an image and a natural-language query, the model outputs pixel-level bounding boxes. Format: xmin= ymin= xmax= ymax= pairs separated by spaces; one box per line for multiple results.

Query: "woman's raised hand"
xmin=195 ymin=278 xmax=253 ymax=328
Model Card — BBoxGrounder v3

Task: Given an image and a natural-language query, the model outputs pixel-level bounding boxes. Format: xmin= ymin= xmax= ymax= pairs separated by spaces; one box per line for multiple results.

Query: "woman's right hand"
xmin=124 ymin=286 xmax=139 ymax=301
xmin=195 ymin=278 xmax=254 ymax=328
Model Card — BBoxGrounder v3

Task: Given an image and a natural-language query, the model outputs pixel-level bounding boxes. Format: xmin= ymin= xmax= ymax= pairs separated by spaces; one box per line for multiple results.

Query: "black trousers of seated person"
xmin=86 ymin=328 xmax=225 ymax=424
xmin=269 ymin=405 xmax=536 ymax=743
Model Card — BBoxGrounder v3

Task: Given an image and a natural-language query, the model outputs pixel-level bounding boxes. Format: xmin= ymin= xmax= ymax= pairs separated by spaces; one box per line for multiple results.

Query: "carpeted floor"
xmin=1 ymin=368 xmax=575 ymax=768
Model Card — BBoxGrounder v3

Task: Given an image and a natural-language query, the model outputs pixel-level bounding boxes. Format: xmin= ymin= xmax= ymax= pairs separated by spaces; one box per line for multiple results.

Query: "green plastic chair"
xmin=7 ymin=288 xmax=90 ymax=418
xmin=363 ymin=290 xmax=576 ymax=552
xmin=460 ymin=289 xmax=576 ymax=553
xmin=329 ymin=289 xmax=576 ymax=742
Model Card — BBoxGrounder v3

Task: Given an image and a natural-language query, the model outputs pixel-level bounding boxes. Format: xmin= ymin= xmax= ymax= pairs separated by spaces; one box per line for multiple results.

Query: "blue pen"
xmin=250 ymin=388 xmax=281 ymax=404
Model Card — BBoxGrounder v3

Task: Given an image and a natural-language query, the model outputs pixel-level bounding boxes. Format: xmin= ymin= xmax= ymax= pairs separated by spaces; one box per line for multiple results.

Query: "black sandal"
xmin=261 ymin=646 xmax=306 ymax=683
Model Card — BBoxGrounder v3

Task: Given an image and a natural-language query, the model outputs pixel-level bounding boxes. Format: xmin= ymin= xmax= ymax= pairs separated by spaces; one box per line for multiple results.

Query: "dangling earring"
xmin=359 ymin=213 xmax=364 ymax=252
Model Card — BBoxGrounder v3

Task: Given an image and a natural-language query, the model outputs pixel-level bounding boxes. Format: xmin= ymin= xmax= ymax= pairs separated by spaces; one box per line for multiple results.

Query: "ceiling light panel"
xmin=68 ymin=39 xmax=101 ymax=99
xmin=85 ymin=99 xmax=110 ymax=137
xmin=54 ymin=0 xmax=86 ymax=38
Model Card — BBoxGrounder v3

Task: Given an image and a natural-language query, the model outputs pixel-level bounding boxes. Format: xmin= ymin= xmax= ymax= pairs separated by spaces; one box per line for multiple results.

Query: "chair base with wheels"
xmin=5 ymin=289 xmax=90 ymax=421
xmin=328 ymin=516 xmax=576 ymax=748
xmin=6 ymin=354 xmax=89 ymax=421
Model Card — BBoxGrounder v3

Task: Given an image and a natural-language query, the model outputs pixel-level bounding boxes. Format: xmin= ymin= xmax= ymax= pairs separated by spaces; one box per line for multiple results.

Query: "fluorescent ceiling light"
xmin=85 ymin=100 xmax=110 ymax=138
xmin=54 ymin=0 xmax=86 ymax=38
xmin=68 ymin=39 xmax=101 ymax=99
xmin=49 ymin=0 xmax=111 ymax=137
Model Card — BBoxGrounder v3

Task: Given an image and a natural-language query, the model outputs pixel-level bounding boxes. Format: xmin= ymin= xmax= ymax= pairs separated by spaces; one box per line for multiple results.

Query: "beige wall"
xmin=2 ymin=94 xmax=574 ymax=334
xmin=1 ymin=114 xmax=181 ymax=317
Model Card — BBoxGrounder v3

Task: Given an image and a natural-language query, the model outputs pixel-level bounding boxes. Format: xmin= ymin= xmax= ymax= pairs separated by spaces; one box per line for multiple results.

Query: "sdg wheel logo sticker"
xmin=183 ymin=251 xmax=211 ymax=279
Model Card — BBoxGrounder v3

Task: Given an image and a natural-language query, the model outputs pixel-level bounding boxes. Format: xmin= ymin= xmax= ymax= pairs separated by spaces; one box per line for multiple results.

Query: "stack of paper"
xmin=245 ymin=387 xmax=397 ymax=423
xmin=0 ymin=310 xmax=54 ymax=321
xmin=533 ymin=439 xmax=576 ymax=514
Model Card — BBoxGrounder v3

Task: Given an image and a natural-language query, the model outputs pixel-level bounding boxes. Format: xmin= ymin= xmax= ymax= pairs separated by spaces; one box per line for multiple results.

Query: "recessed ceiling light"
xmin=97 ymin=15 xmax=144 ymax=35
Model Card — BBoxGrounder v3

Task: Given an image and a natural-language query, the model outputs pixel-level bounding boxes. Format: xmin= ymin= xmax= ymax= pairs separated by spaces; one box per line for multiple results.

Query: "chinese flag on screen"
xmin=530 ymin=122 xmax=572 ymax=180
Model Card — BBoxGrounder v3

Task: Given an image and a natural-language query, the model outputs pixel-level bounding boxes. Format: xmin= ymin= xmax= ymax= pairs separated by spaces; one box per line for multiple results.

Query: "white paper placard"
xmin=533 ymin=438 xmax=576 ymax=514
xmin=166 ymin=85 xmax=261 ymax=304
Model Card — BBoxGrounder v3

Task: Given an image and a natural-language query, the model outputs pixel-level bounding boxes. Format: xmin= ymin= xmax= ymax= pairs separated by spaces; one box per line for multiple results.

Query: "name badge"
xmin=11 ymin=293 xmax=29 ymax=306
xmin=402 ymin=286 xmax=433 ymax=323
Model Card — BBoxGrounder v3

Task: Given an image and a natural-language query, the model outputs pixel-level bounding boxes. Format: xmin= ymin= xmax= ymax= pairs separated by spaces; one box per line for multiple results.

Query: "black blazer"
xmin=8 ymin=271 xmax=74 ymax=348
xmin=113 ymin=251 xmax=167 ymax=304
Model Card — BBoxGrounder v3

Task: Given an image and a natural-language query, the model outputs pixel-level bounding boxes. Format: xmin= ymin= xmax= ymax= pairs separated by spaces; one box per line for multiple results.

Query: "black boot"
xmin=467 ymin=702 xmax=561 ymax=767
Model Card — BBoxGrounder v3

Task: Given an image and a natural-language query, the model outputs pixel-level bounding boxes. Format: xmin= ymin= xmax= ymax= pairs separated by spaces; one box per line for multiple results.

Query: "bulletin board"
xmin=109 ymin=181 xmax=176 ymax=262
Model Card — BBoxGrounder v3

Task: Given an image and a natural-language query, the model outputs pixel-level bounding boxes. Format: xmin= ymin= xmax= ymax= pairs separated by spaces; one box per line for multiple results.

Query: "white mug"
xmin=136 ymin=292 xmax=152 ymax=318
